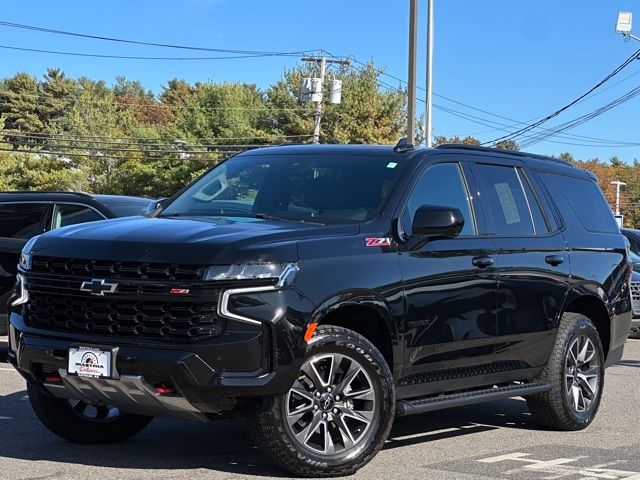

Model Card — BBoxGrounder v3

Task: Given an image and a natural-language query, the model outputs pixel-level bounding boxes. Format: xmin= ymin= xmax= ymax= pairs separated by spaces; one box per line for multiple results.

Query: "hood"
xmin=30 ymin=216 xmax=359 ymax=265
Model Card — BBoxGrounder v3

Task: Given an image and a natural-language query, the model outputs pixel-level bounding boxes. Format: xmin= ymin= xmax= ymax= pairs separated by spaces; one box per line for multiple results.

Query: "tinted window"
xmin=520 ymin=170 xmax=550 ymax=233
xmin=406 ymin=162 xmax=475 ymax=236
xmin=106 ymin=203 xmax=151 ymax=217
xmin=545 ymin=174 xmax=618 ymax=233
xmin=52 ymin=204 xmax=104 ymax=229
xmin=0 ymin=203 xmax=47 ymax=239
xmin=163 ymin=154 xmax=406 ymax=224
xmin=476 ymin=164 xmax=534 ymax=236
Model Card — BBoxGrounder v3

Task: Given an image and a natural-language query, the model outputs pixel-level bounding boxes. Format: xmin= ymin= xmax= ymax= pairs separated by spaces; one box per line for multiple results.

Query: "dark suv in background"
xmin=7 ymin=144 xmax=632 ymax=477
xmin=0 ymin=192 xmax=155 ymax=336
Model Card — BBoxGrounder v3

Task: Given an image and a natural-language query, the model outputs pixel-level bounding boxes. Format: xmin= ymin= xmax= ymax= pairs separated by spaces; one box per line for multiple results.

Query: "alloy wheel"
xmin=564 ymin=335 xmax=600 ymax=413
xmin=285 ymin=353 xmax=377 ymax=456
xmin=68 ymin=399 xmax=121 ymax=421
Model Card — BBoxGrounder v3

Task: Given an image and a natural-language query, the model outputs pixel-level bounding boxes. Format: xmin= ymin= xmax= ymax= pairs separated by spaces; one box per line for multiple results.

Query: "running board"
xmin=396 ymin=382 xmax=552 ymax=417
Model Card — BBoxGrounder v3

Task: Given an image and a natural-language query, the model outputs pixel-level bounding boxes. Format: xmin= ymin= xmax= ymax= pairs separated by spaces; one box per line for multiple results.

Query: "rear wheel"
xmin=630 ymin=325 xmax=640 ymax=339
xmin=250 ymin=325 xmax=394 ymax=477
xmin=526 ymin=312 xmax=605 ymax=431
xmin=27 ymin=382 xmax=153 ymax=443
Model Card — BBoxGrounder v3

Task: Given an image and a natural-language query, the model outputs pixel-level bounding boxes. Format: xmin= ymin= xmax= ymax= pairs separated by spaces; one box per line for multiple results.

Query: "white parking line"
xmin=0 ymin=368 xmax=16 ymax=372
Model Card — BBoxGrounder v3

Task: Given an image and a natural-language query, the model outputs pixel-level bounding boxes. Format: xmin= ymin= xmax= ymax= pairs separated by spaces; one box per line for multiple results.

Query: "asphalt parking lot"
xmin=1 ymin=337 xmax=639 ymax=480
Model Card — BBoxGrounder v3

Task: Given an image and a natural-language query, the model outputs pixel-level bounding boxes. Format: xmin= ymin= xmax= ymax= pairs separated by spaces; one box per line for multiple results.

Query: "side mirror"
xmin=411 ymin=204 xmax=465 ymax=238
xmin=146 ymin=198 xmax=169 ymax=216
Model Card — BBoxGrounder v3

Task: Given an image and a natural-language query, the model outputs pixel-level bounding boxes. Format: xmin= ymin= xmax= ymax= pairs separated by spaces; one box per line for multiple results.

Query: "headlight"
xmin=11 ymin=274 xmax=28 ymax=307
xmin=19 ymin=236 xmax=39 ymax=270
xmin=203 ymin=262 xmax=298 ymax=287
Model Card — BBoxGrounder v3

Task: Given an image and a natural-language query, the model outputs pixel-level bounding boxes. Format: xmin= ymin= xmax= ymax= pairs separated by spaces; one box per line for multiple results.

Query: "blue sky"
xmin=1 ymin=0 xmax=640 ymax=161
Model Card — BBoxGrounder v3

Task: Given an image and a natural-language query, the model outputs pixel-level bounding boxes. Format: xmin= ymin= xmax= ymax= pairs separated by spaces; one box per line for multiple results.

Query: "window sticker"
xmin=386 ymin=162 xmax=398 ymax=169
xmin=494 ymin=182 xmax=521 ymax=225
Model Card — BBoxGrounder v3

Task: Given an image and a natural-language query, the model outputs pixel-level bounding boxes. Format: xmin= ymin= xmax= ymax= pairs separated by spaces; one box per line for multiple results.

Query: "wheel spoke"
xmin=95 ymin=405 xmax=110 ymax=419
xmin=296 ymin=412 xmax=323 ymax=445
xmin=301 ymin=361 xmax=326 ymax=390
xmin=343 ymin=408 xmax=374 ymax=425
xmin=72 ymin=400 xmax=87 ymax=414
xmin=344 ymin=387 xmax=375 ymax=401
xmin=333 ymin=414 xmax=356 ymax=449
xmin=577 ymin=337 xmax=590 ymax=364
xmin=323 ymin=422 xmax=336 ymax=455
xmin=335 ymin=361 xmax=362 ymax=396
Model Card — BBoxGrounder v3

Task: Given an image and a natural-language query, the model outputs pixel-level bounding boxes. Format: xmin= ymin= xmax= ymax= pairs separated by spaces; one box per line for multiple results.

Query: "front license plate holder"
xmin=68 ymin=346 xmax=113 ymax=379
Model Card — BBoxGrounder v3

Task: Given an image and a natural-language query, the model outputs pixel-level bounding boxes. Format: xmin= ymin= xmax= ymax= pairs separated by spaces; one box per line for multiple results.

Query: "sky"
xmin=1 ymin=0 xmax=640 ymax=161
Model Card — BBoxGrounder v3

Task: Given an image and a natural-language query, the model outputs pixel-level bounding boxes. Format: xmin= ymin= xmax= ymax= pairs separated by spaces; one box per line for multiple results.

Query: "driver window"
xmin=406 ymin=162 xmax=475 ymax=236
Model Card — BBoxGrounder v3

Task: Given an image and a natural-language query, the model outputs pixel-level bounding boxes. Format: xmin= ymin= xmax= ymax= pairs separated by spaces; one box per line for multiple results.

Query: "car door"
xmin=0 ymin=202 xmax=50 ymax=328
xmin=397 ymin=158 xmax=499 ymax=397
xmin=471 ymin=160 xmax=571 ymax=371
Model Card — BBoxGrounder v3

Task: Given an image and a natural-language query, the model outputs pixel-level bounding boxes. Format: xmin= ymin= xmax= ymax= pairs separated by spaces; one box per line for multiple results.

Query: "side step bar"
xmin=396 ymin=382 xmax=552 ymax=417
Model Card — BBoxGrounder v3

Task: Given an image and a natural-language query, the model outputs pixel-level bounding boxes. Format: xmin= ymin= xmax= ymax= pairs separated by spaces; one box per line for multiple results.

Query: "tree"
xmin=433 ymin=135 xmax=481 ymax=146
xmin=493 ymin=139 xmax=519 ymax=151
xmin=0 ymin=73 xmax=44 ymax=145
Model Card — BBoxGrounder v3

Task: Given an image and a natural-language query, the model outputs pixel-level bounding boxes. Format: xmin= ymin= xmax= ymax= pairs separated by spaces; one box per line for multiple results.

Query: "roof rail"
xmin=393 ymin=137 xmax=415 ymax=153
xmin=0 ymin=190 xmax=93 ymax=198
xmin=434 ymin=143 xmax=571 ymax=165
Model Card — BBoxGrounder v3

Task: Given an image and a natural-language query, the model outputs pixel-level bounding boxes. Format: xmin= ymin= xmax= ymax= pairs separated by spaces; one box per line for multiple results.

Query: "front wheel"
xmin=250 ymin=325 xmax=395 ymax=477
xmin=27 ymin=382 xmax=153 ymax=443
xmin=526 ymin=312 xmax=605 ymax=431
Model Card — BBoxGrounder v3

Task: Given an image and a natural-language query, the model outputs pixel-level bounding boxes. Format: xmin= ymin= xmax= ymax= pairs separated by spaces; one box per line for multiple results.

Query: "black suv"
xmin=0 ymin=192 xmax=156 ymax=336
xmin=7 ymin=145 xmax=632 ymax=477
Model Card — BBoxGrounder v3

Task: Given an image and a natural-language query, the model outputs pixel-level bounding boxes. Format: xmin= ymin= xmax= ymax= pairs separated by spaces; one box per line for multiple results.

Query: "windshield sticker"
xmin=494 ymin=182 xmax=521 ymax=225
xmin=386 ymin=162 xmax=398 ymax=169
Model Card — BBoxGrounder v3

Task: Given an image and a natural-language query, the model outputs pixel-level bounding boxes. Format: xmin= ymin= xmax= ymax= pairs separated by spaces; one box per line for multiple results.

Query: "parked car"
xmin=7 ymin=144 xmax=632 ymax=477
xmin=620 ymin=228 xmax=640 ymax=338
xmin=0 ymin=192 xmax=156 ymax=336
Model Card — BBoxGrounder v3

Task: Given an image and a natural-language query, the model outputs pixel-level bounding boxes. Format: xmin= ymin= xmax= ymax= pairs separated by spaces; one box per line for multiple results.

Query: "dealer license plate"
xmin=68 ymin=347 xmax=112 ymax=378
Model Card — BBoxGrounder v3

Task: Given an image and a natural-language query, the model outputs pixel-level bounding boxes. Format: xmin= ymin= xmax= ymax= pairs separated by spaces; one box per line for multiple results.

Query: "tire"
xmin=630 ymin=327 xmax=640 ymax=339
xmin=249 ymin=325 xmax=395 ymax=477
xmin=27 ymin=381 xmax=153 ymax=443
xmin=526 ymin=312 xmax=605 ymax=431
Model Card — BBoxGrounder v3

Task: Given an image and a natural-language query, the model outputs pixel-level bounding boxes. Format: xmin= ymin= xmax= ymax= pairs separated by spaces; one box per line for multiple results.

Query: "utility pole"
xmin=425 ymin=0 xmax=434 ymax=147
xmin=407 ymin=0 xmax=418 ymax=145
xmin=611 ymin=180 xmax=627 ymax=215
xmin=302 ymin=56 xmax=350 ymax=144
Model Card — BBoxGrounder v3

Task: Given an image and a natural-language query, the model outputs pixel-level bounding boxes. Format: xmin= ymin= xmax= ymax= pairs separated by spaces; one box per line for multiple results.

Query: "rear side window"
xmin=475 ymin=164 xmax=536 ymax=236
xmin=544 ymin=174 xmax=618 ymax=233
xmin=0 ymin=203 xmax=47 ymax=239
xmin=52 ymin=204 xmax=105 ymax=229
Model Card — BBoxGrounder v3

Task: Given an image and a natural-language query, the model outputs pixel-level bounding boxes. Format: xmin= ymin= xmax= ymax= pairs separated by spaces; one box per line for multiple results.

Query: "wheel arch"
xmin=560 ymin=284 xmax=612 ymax=360
xmin=309 ymin=292 xmax=398 ymax=375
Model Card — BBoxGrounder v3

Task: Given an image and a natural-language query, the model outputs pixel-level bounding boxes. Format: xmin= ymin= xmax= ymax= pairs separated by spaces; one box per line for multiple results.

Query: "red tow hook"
xmin=154 ymin=385 xmax=177 ymax=395
xmin=45 ymin=373 xmax=62 ymax=383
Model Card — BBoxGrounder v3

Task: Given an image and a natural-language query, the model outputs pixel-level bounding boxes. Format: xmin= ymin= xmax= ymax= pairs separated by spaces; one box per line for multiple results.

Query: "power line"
xmin=0 ymin=130 xmax=312 ymax=142
xmin=484 ymin=47 xmax=640 ymax=146
xmin=0 ymin=146 xmax=247 ymax=160
xmin=0 ymin=44 xmax=307 ymax=61
xmin=0 ymin=20 xmax=318 ymax=56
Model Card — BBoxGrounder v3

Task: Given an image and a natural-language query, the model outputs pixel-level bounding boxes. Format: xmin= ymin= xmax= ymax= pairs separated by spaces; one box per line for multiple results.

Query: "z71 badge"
xmin=365 ymin=237 xmax=392 ymax=247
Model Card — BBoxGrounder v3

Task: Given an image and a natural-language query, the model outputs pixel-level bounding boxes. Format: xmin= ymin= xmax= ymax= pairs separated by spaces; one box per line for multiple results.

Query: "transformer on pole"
xmin=301 ymin=56 xmax=350 ymax=144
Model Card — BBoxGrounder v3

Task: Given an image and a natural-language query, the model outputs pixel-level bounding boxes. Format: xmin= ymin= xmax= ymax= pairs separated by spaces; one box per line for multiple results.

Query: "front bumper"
xmin=8 ymin=286 xmax=314 ymax=419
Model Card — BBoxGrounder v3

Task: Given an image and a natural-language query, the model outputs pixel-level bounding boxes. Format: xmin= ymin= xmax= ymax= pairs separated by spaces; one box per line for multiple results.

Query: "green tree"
xmin=433 ymin=135 xmax=481 ymax=146
xmin=493 ymin=139 xmax=519 ymax=151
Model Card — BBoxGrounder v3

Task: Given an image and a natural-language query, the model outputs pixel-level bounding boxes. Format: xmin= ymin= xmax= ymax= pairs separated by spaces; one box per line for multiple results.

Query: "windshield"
xmin=629 ymin=250 xmax=640 ymax=263
xmin=162 ymin=153 xmax=405 ymax=224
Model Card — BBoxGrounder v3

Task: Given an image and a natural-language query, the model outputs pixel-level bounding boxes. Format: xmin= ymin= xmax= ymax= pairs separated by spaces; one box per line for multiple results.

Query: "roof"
xmin=0 ymin=191 xmax=93 ymax=202
xmin=435 ymin=144 xmax=572 ymax=165
xmin=237 ymin=144 xmax=418 ymax=158
xmin=91 ymin=194 xmax=154 ymax=205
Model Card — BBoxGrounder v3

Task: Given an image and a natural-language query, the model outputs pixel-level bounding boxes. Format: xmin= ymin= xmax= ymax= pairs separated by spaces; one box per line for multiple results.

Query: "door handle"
xmin=472 ymin=256 xmax=495 ymax=268
xmin=545 ymin=255 xmax=564 ymax=266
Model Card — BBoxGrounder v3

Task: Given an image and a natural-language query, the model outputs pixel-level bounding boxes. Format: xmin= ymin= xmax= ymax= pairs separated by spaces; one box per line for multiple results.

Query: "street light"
xmin=611 ymin=180 xmax=627 ymax=216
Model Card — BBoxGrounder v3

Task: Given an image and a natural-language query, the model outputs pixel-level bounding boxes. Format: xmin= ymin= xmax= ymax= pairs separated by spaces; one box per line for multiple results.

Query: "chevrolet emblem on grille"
xmin=80 ymin=278 xmax=118 ymax=296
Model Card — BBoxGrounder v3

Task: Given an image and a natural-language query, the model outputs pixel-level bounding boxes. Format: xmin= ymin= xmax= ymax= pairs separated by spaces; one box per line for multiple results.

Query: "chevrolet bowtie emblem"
xmin=80 ymin=278 xmax=118 ymax=296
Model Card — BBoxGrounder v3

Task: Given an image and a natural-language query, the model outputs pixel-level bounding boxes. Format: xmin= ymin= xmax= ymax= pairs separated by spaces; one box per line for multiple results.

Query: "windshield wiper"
xmin=254 ymin=213 xmax=324 ymax=225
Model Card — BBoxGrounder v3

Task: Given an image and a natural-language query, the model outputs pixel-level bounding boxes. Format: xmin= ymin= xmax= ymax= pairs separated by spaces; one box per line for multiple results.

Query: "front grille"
xmin=24 ymin=291 xmax=224 ymax=341
xmin=23 ymin=256 xmax=226 ymax=342
xmin=630 ymin=282 xmax=640 ymax=316
xmin=32 ymin=256 xmax=205 ymax=282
